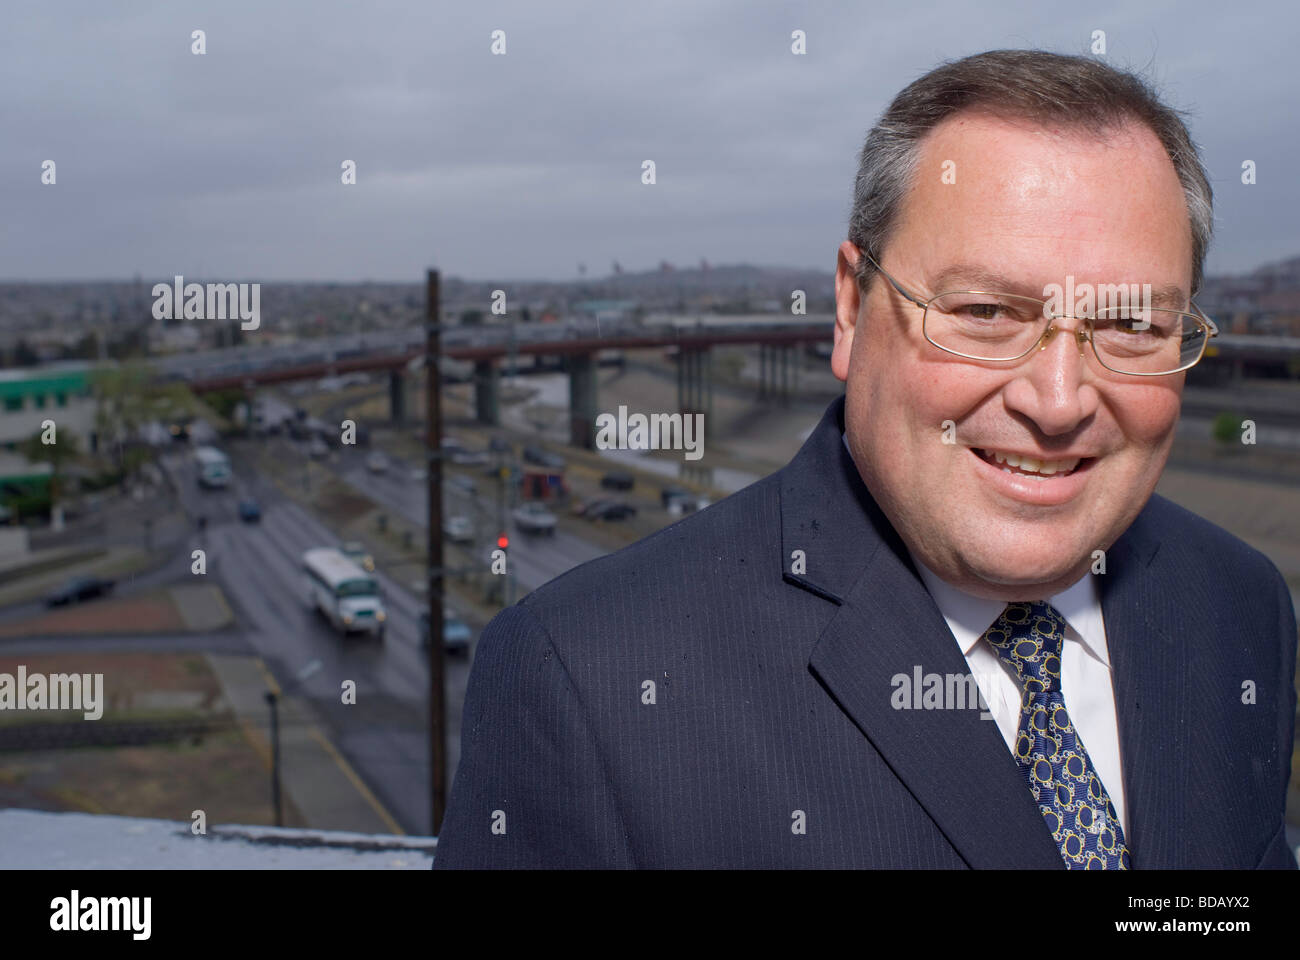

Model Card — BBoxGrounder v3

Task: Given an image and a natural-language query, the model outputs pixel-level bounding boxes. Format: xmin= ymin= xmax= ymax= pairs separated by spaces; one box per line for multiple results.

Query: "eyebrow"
xmin=1146 ymin=285 xmax=1189 ymax=309
xmin=924 ymin=265 xmax=1190 ymax=308
xmin=925 ymin=264 xmax=1040 ymax=299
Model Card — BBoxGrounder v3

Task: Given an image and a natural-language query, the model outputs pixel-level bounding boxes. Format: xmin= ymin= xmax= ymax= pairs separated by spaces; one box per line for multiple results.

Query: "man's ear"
xmin=832 ymin=240 xmax=863 ymax=383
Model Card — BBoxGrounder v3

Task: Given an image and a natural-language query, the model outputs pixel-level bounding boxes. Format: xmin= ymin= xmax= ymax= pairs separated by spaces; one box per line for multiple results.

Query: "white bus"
xmin=302 ymin=547 xmax=387 ymax=639
xmin=194 ymin=446 xmax=231 ymax=489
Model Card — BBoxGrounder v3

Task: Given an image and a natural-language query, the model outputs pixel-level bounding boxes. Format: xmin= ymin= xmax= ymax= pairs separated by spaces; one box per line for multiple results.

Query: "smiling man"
xmin=434 ymin=50 xmax=1297 ymax=869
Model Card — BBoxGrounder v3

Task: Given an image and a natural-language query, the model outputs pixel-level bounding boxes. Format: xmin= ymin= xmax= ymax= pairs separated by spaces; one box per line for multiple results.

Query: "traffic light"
xmin=496 ymin=533 xmax=509 ymax=550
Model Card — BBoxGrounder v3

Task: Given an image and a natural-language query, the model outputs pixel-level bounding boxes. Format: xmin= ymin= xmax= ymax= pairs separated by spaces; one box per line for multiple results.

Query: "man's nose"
xmin=1001 ymin=321 xmax=1100 ymax=435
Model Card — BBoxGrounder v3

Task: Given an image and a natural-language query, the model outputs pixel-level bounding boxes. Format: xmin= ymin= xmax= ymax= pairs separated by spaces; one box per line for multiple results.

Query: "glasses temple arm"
xmin=862 ymin=251 xmax=928 ymax=308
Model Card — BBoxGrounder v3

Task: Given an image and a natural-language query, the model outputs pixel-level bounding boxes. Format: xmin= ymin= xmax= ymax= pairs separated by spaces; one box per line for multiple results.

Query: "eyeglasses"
xmin=860 ymin=250 xmax=1218 ymax=376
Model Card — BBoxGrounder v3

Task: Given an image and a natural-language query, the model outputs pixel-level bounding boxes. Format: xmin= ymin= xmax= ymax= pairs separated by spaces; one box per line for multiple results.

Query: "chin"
xmin=959 ymin=537 xmax=1091 ymax=592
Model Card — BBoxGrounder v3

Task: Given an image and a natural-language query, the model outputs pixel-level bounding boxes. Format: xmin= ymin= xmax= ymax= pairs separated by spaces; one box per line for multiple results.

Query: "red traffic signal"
xmin=496 ymin=534 xmax=509 ymax=550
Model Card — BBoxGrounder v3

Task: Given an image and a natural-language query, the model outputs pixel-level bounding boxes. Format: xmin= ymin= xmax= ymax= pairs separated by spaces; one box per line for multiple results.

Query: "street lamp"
xmin=264 ymin=658 xmax=323 ymax=827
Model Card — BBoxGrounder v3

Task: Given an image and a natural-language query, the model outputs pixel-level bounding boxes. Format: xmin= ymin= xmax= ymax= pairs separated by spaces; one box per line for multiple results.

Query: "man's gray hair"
xmin=848 ymin=49 xmax=1214 ymax=294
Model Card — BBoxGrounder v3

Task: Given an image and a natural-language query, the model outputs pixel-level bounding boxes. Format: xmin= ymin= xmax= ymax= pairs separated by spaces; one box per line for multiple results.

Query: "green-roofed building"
xmin=0 ymin=362 xmax=96 ymax=489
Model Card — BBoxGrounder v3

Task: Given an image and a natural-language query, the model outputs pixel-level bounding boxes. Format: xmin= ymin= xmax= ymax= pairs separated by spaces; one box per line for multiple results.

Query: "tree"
xmin=91 ymin=361 xmax=196 ymax=487
xmin=19 ymin=428 xmax=81 ymax=529
xmin=1210 ymin=410 xmax=1244 ymax=447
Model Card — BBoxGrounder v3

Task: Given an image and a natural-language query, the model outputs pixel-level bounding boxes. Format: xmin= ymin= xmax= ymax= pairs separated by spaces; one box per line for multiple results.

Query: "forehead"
xmin=898 ymin=110 xmax=1192 ymax=287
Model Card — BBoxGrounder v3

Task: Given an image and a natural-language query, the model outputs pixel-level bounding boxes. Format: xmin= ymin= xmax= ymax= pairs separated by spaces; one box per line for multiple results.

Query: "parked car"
xmin=588 ymin=501 xmax=637 ymax=521
xmin=450 ymin=446 xmax=491 ymax=466
xmin=238 ymin=499 xmax=262 ymax=523
xmin=661 ymin=485 xmax=690 ymax=508
xmin=365 ymin=452 xmax=388 ymax=473
xmin=443 ymin=515 xmax=474 ymax=544
xmin=522 ymin=445 xmax=566 ymax=469
xmin=512 ymin=501 xmax=557 ymax=535
xmin=571 ymin=497 xmax=611 ymax=517
xmin=419 ymin=609 xmax=473 ymax=655
xmin=600 ymin=471 xmax=635 ymax=491
xmin=667 ymin=494 xmax=710 ymax=516
xmin=46 ymin=576 xmax=115 ymax=607
xmin=340 ymin=541 xmax=375 ymax=573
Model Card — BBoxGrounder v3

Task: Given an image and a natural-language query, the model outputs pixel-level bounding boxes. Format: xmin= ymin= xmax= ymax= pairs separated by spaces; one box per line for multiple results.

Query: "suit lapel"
xmin=1101 ymin=510 xmax=1230 ymax=868
xmin=780 ymin=398 xmax=1063 ymax=868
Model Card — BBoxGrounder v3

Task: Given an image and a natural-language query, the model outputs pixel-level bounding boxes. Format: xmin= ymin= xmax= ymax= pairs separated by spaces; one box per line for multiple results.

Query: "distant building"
xmin=571 ymin=299 xmax=639 ymax=326
xmin=0 ymin=362 xmax=96 ymax=485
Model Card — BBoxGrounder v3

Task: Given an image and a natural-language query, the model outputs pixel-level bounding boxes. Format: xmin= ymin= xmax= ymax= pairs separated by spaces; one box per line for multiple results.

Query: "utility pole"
xmin=426 ymin=269 xmax=447 ymax=837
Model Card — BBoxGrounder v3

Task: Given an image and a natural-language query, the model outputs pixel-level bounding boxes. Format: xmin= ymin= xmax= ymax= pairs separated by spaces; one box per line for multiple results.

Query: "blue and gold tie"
xmin=983 ymin=601 xmax=1131 ymax=870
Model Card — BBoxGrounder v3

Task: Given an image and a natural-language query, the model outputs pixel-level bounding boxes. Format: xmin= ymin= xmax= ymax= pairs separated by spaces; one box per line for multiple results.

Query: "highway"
xmin=159 ymin=443 xmax=469 ymax=836
xmin=329 ymin=444 xmax=606 ymax=594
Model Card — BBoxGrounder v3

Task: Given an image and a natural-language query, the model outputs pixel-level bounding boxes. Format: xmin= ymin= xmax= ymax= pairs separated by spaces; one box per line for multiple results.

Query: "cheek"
xmin=911 ymin=362 xmax=995 ymax=436
xmin=1109 ymin=384 xmax=1182 ymax=447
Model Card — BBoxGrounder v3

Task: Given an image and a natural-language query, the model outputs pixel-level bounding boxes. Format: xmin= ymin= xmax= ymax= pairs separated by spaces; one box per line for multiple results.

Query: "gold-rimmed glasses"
xmin=860 ymin=250 xmax=1218 ymax=376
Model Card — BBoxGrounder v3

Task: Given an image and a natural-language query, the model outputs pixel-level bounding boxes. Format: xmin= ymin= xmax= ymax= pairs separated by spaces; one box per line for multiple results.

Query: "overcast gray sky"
xmin=3 ymin=0 xmax=1295 ymax=283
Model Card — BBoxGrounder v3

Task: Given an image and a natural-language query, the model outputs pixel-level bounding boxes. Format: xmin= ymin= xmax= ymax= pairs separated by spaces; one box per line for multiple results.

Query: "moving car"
xmin=46 ymin=576 xmax=115 ymax=607
xmin=419 ymin=609 xmax=473 ymax=655
xmin=340 ymin=541 xmax=375 ymax=572
xmin=238 ymin=499 xmax=261 ymax=523
xmin=443 ymin=515 xmax=474 ymax=544
xmin=512 ymin=501 xmax=557 ymax=535
xmin=194 ymin=446 xmax=231 ymax=489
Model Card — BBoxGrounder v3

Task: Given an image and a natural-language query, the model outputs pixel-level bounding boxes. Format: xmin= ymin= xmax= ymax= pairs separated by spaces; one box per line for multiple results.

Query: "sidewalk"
xmin=0 ymin=583 xmax=234 ymax=638
xmin=205 ymin=653 xmax=403 ymax=835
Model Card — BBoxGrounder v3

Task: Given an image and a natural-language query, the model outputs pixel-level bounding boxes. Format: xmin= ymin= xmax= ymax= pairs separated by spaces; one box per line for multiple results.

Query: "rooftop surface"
xmin=0 ymin=809 xmax=437 ymax=869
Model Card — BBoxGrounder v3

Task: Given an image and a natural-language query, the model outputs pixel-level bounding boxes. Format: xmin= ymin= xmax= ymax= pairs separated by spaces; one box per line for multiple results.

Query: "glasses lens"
xmin=1092 ymin=307 xmax=1204 ymax=374
xmin=924 ymin=292 xmax=1048 ymax=360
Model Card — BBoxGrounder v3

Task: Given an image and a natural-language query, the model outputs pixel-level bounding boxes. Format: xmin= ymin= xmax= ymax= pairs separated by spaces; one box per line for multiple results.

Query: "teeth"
xmin=981 ymin=449 xmax=1080 ymax=477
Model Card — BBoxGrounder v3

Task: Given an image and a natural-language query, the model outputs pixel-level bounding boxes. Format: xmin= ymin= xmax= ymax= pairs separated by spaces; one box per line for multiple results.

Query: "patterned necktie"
xmin=983 ymin=601 xmax=1131 ymax=870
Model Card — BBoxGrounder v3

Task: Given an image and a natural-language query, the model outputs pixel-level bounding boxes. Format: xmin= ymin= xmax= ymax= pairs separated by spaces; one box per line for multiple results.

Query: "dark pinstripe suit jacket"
xmin=433 ymin=396 xmax=1298 ymax=868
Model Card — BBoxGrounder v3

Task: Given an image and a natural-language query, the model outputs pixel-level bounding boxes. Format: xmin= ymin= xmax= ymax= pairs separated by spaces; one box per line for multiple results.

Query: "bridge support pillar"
xmin=388 ymin=370 xmax=406 ymax=424
xmin=567 ymin=352 xmax=597 ymax=449
xmin=474 ymin=360 xmax=500 ymax=426
xmin=756 ymin=344 xmax=793 ymax=406
xmin=676 ymin=346 xmax=711 ymax=438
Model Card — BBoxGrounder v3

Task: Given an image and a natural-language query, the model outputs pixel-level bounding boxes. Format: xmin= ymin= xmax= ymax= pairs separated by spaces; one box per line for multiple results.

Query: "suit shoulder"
xmin=1139 ymin=493 xmax=1285 ymax=584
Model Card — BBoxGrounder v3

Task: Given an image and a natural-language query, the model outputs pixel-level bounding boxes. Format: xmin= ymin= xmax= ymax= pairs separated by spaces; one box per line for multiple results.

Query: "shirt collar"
xmin=909 ymin=552 xmax=1110 ymax=668
xmin=840 ymin=430 xmax=1110 ymax=666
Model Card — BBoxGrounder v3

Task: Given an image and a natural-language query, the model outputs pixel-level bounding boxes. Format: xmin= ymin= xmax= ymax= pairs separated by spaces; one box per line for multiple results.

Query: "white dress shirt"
xmin=907 ymin=549 xmax=1129 ymax=836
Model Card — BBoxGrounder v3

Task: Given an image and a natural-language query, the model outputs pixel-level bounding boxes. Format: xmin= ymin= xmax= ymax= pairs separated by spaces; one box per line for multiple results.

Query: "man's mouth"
xmin=971 ymin=447 xmax=1094 ymax=479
